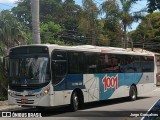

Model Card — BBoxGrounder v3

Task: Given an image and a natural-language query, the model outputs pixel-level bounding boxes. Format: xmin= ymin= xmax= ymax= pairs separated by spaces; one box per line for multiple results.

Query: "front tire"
xmin=70 ymin=92 xmax=79 ymax=112
xmin=129 ymin=86 xmax=137 ymax=101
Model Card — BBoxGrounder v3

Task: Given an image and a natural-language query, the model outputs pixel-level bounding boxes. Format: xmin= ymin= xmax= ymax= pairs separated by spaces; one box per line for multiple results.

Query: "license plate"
xmin=21 ymin=98 xmax=28 ymax=103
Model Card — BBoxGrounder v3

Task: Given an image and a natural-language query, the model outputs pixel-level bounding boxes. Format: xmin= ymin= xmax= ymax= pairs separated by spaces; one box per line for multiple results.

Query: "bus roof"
xmin=10 ymin=44 xmax=155 ymax=56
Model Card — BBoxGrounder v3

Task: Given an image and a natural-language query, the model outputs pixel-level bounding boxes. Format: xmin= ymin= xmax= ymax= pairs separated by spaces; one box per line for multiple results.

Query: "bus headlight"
xmin=8 ymin=91 xmax=12 ymax=96
xmin=44 ymin=87 xmax=50 ymax=94
xmin=8 ymin=91 xmax=16 ymax=97
xmin=36 ymin=87 xmax=50 ymax=98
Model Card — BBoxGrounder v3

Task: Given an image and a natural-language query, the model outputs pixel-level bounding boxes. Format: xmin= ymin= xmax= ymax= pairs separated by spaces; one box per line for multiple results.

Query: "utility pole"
xmin=31 ymin=0 xmax=41 ymax=44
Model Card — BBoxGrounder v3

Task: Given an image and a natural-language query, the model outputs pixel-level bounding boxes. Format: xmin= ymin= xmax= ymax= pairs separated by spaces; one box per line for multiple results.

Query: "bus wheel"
xmin=129 ymin=86 xmax=137 ymax=101
xmin=70 ymin=91 xmax=79 ymax=112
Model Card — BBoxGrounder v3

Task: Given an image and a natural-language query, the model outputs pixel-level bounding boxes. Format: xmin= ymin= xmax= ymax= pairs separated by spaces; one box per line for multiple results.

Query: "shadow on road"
xmin=8 ymin=96 xmax=150 ymax=117
xmin=81 ymin=97 xmax=150 ymax=110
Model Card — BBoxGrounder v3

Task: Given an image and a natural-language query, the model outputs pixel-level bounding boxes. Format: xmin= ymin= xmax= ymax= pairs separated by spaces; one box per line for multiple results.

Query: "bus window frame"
xmin=51 ymin=49 xmax=68 ymax=85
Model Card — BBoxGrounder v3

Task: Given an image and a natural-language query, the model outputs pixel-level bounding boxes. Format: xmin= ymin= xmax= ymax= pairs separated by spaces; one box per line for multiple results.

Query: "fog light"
xmin=40 ymin=93 xmax=45 ymax=97
xmin=36 ymin=94 xmax=40 ymax=98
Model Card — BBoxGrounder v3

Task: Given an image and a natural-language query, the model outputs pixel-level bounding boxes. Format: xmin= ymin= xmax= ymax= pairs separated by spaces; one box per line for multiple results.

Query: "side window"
xmin=133 ymin=56 xmax=141 ymax=72
xmin=123 ymin=55 xmax=141 ymax=73
xmin=123 ymin=55 xmax=135 ymax=73
xmin=85 ymin=52 xmax=98 ymax=73
xmin=79 ymin=52 xmax=86 ymax=73
xmin=156 ymin=55 xmax=160 ymax=66
xmin=51 ymin=50 xmax=67 ymax=85
xmin=68 ymin=52 xmax=86 ymax=74
xmin=156 ymin=55 xmax=160 ymax=72
xmin=99 ymin=54 xmax=121 ymax=73
xmin=111 ymin=55 xmax=121 ymax=73
xmin=68 ymin=52 xmax=79 ymax=74
xmin=141 ymin=56 xmax=154 ymax=72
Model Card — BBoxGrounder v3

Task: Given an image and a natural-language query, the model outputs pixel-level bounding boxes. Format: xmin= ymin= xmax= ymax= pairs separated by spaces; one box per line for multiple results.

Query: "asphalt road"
xmin=1 ymin=87 xmax=160 ymax=120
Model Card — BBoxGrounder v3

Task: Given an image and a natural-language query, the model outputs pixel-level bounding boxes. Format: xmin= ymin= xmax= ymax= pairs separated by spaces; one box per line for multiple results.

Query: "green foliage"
xmin=101 ymin=0 xmax=143 ymax=48
xmin=0 ymin=63 xmax=8 ymax=100
xmin=147 ymin=0 xmax=160 ymax=13
xmin=62 ymin=0 xmax=82 ymax=30
xmin=78 ymin=0 xmax=108 ymax=45
xmin=10 ymin=0 xmax=149 ymax=47
xmin=129 ymin=12 xmax=160 ymax=43
xmin=25 ymin=32 xmax=33 ymax=44
xmin=12 ymin=0 xmax=83 ymax=45
xmin=0 ymin=10 xmax=29 ymax=56
xmin=97 ymin=34 xmax=110 ymax=46
xmin=40 ymin=22 xmax=62 ymax=44
xmin=12 ymin=0 xmax=32 ymax=27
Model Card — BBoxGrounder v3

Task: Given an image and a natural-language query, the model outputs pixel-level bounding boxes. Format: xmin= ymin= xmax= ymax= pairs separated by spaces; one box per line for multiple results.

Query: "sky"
xmin=0 ymin=0 xmax=17 ymax=10
xmin=0 ymin=0 xmax=148 ymax=31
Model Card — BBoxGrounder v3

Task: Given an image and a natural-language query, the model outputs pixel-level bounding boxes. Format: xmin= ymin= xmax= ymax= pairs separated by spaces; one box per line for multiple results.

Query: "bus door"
xmin=51 ymin=50 xmax=67 ymax=106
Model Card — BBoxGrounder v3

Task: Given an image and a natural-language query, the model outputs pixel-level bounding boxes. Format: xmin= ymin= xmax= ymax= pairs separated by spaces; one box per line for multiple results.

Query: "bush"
xmin=0 ymin=63 xmax=8 ymax=101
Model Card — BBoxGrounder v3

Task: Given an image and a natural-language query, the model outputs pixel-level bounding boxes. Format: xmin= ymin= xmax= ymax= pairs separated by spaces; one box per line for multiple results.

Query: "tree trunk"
xmin=31 ymin=0 xmax=41 ymax=44
xmin=123 ymin=24 xmax=127 ymax=49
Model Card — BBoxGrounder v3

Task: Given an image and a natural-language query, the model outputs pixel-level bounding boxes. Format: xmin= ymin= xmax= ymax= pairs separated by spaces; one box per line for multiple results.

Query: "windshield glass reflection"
xmin=9 ymin=57 xmax=50 ymax=85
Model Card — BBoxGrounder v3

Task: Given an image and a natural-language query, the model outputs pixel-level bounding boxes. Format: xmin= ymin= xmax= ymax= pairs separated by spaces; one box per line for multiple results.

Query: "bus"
xmin=155 ymin=54 xmax=160 ymax=85
xmin=8 ymin=44 xmax=157 ymax=111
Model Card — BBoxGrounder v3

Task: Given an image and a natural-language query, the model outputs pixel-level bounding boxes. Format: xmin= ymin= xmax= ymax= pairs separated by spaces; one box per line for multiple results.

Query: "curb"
xmin=0 ymin=105 xmax=20 ymax=111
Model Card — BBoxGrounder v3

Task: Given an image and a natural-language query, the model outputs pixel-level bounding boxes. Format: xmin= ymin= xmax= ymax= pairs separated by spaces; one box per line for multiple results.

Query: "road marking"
xmin=141 ymin=99 xmax=159 ymax=120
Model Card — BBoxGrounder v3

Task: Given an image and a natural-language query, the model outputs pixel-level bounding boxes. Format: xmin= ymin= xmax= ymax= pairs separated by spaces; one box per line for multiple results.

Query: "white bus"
xmin=8 ymin=44 xmax=157 ymax=111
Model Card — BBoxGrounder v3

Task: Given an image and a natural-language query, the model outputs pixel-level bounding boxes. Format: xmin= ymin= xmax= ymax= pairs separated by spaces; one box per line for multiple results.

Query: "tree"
xmin=12 ymin=0 xmax=82 ymax=44
xmin=12 ymin=0 xmax=63 ymax=27
xmin=39 ymin=0 xmax=63 ymax=24
xmin=103 ymin=19 xmax=122 ymax=47
xmin=147 ymin=0 xmax=160 ymax=13
xmin=0 ymin=11 xmax=28 ymax=97
xmin=40 ymin=22 xmax=62 ymax=44
xmin=0 ymin=63 xmax=8 ymax=99
xmin=0 ymin=10 xmax=27 ymax=56
xmin=78 ymin=0 xmax=100 ymax=45
xmin=61 ymin=0 xmax=82 ymax=30
xmin=12 ymin=0 xmax=32 ymax=28
xmin=101 ymin=0 xmax=144 ymax=48
xmin=31 ymin=0 xmax=41 ymax=44
xmin=57 ymin=0 xmax=84 ymax=44
xmin=129 ymin=12 xmax=160 ymax=44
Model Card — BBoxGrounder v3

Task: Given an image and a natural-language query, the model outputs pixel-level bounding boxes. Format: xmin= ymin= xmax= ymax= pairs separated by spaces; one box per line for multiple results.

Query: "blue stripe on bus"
xmin=54 ymin=74 xmax=85 ymax=91
xmin=54 ymin=73 xmax=143 ymax=97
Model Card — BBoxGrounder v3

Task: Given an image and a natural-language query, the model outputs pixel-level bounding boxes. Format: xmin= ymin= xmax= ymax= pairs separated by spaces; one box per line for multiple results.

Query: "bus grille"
xmin=15 ymin=94 xmax=35 ymax=97
xmin=16 ymin=99 xmax=34 ymax=104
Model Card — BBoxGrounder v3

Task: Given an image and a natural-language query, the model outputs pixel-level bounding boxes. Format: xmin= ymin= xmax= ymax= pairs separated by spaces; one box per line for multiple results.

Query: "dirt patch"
xmin=0 ymin=100 xmax=8 ymax=106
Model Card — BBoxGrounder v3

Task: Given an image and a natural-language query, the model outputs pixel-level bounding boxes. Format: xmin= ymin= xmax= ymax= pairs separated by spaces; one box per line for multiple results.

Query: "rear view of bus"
xmin=8 ymin=46 xmax=51 ymax=107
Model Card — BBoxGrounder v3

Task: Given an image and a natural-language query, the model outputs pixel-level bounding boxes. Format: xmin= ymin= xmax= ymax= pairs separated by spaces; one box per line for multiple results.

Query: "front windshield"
xmin=9 ymin=56 xmax=50 ymax=85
